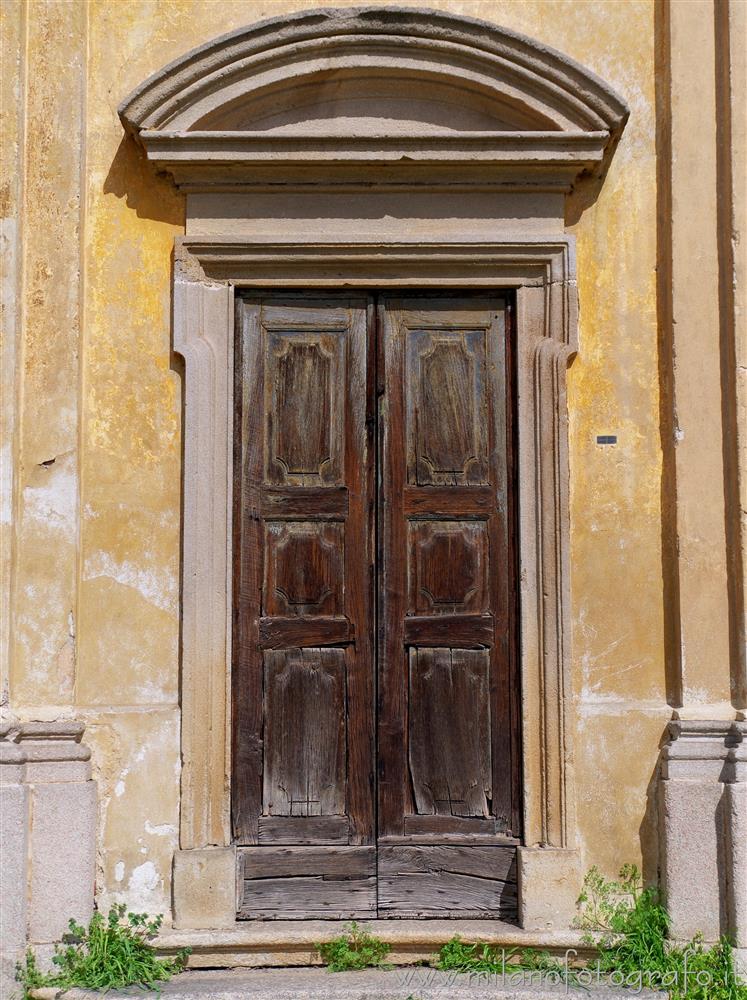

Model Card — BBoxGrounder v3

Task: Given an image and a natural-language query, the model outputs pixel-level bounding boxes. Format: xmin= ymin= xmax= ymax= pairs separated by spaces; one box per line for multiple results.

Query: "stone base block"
xmin=660 ymin=720 xmax=746 ymax=945
xmin=0 ymin=782 xmax=29 ymax=954
xmin=725 ymin=778 xmax=747 ymax=951
xmin=173 ymin=847 xmax=237 ymax=929
xmin=0 ymin=720 xmax=96 ymax=996
xmin=517 ymin=847 xmax=581 ymax=931
xmin=661 ymin=775 xmax=723 ymax=940
xmin=29 ymin=781 xmax=97 ymax=942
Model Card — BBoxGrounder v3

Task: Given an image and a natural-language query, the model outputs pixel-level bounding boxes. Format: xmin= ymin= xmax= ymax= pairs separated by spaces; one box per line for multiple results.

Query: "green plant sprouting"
xmin=316 ymin=922 xmax=391 ymax=972
xmin=434 ymin=866 xmax=746 ymax=1000
xmin=16 ymin=904 xmax=190 ymax=999
xmin=437 ymin=937 xmax=572 ymax=980
xmin=576 ymin=865 xmax=746 ymax=1000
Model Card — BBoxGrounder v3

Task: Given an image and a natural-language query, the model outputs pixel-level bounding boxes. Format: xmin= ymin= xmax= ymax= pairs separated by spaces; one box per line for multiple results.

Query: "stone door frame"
xmin=170 ymin=236 xmax=580 ymax=927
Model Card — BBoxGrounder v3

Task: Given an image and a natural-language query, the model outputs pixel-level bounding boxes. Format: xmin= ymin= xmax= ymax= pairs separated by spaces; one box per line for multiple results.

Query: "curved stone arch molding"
xmin=119 ymin=6 xmax=628 ymax=189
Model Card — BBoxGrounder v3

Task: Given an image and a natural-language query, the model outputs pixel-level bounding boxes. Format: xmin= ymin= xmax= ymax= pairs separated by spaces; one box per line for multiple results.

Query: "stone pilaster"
xmin=660 ymin=721 xmax=746 ymax=958
xmin=0 ymin=722 xmax=96 ymax=994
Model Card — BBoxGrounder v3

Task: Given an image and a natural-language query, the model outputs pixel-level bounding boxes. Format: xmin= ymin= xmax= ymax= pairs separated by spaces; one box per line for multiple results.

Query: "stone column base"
xmin=172 ymin=846 xmax=237 ymax=929
xmin=660 ymin=720 xmax=746 ymax=948
xmin=0 ymin=721 xmax=96 ymax=995
xmin=517 ymin=846 xmax=581 ymax=931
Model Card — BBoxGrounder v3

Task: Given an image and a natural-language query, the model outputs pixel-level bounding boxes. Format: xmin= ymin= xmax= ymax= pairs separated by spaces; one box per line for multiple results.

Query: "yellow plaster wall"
xmin=3 ymin=0 xmax=668 ymax=915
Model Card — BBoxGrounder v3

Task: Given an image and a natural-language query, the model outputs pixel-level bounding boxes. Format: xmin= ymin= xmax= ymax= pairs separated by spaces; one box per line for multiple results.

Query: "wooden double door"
xmin=232 ymin=291 xmax=520 ymax=920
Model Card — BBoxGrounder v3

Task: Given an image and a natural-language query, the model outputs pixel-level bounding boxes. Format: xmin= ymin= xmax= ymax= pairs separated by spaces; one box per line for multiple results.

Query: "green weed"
xmin=435 ymin=866 xmax=746 ymax=1000
xmin=16 ymin=905 xmax=189 ymax=998
xmin=316 ymin=922 xmax=391 ymax=972
xmin=437 ymin=937 xmax=572 ymax=980
xmin=577 ymin=865 xmax=747 ymax=1000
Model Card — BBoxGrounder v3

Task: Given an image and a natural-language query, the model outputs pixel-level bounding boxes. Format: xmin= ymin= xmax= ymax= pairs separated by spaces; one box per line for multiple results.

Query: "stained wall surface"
xmin=1 ymin=0 xmax=737 ymax=919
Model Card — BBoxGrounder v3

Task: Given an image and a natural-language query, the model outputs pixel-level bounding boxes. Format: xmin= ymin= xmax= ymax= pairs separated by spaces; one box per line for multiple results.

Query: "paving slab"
xmin=28 ymin=966 xmax=666 ymax=999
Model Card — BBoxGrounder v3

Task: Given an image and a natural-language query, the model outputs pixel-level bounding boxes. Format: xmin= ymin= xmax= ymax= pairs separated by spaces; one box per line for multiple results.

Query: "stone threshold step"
xmin=29 ymin=967 xmax=666 ymax=1000
xmin=156 ymin=920 xmax=596 ymax=969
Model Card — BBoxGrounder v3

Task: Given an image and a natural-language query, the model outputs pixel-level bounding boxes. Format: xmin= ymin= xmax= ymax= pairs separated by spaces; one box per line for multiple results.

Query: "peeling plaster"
xmin=83 ymin=551 xmax=177 ymax=615
xmin=144 ymin=820 xmax=177 ymax=837
xmin=127 ymin=861 xmax=160 ymax=910
xmin=22 ymin=463 xmax=77 ymax=533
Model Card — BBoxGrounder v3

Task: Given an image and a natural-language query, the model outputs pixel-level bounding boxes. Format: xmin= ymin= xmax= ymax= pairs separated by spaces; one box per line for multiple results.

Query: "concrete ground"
xmin=28 ymin=966 xmax=666 ymax=999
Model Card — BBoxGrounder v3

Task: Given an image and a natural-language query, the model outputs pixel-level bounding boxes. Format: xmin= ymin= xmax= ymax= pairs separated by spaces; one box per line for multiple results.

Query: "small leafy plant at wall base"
xmin=576 ymin=865 xmax=747 ymax=1000
xmin=437 ymin=937 xmax=574 ymax=980
xmin=316 ymin=922 xmax=392 ymax=972
xmin=16 ymin=905 xmax=190 ymax=998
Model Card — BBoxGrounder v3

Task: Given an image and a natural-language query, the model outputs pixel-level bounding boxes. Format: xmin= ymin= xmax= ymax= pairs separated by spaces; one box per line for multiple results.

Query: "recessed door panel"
xmin=406 ymin=327 xmax=489 ymax=486
xmin=265 ymin=329 xmax=344 ymax=485
xmin=263 ymin=647 xmax=347 ymax=818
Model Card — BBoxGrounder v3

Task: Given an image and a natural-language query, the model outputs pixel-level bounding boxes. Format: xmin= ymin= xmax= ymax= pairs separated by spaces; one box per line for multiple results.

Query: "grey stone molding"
xmin=0 ymin=721 xmax=96 ymax=994
xmin=118 ymin=6 xmax=628 ymax=190
xmin=660 ymin=720 xmax=747 ymax=956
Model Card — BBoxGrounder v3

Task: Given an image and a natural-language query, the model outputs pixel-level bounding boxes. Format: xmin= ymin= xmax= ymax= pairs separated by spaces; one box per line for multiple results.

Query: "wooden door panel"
xmin=408 ymin=647 xmax=492 ymax=818
xmin=378 ymin=293 xmax=519 ymax=913
xmin=408 ymin=520 xmax=489 ymax=615
xmin=264 ymin=522 xmax=344 ymax=617
xmin=233 ymin=295 xmax=375 ymax=884
xmin=265 ymin=328 xmax=344 ymax=486
xmin=406 ymin=326 xmax=490 ymax=486
xmin=263 ymin=647 xmax=346 ymax=818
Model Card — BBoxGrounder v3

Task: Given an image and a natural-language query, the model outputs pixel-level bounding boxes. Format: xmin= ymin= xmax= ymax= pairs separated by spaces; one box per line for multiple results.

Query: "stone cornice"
xmin=119 ymin=7 xmax=628 ymax=191
xmin=0 ymin=720 xmax=91 ymax=767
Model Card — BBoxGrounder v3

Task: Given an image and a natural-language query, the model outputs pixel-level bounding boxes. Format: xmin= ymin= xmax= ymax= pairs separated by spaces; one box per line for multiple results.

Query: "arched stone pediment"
xmin=119 ymin=6 xmax=628 ymax=189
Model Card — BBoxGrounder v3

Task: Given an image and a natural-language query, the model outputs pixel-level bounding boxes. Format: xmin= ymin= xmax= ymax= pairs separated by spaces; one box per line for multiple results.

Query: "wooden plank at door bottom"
xmin=239 ymin=878 xmax=377 ymax=919
xmin=239 ymin=846 xmax=377 ymax=919
xmin=257 ymin=816 xmax=349 ymax=845
xmin=377 ymin=845 xmax=517 ymax=919
xmin=241 ymin=846 xmax=374 ymax=879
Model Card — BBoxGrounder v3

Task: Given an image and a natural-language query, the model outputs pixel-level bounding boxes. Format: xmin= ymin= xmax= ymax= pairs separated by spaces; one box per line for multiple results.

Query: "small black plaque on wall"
xmin=596 ymin=435 xmax=618 ymax=445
